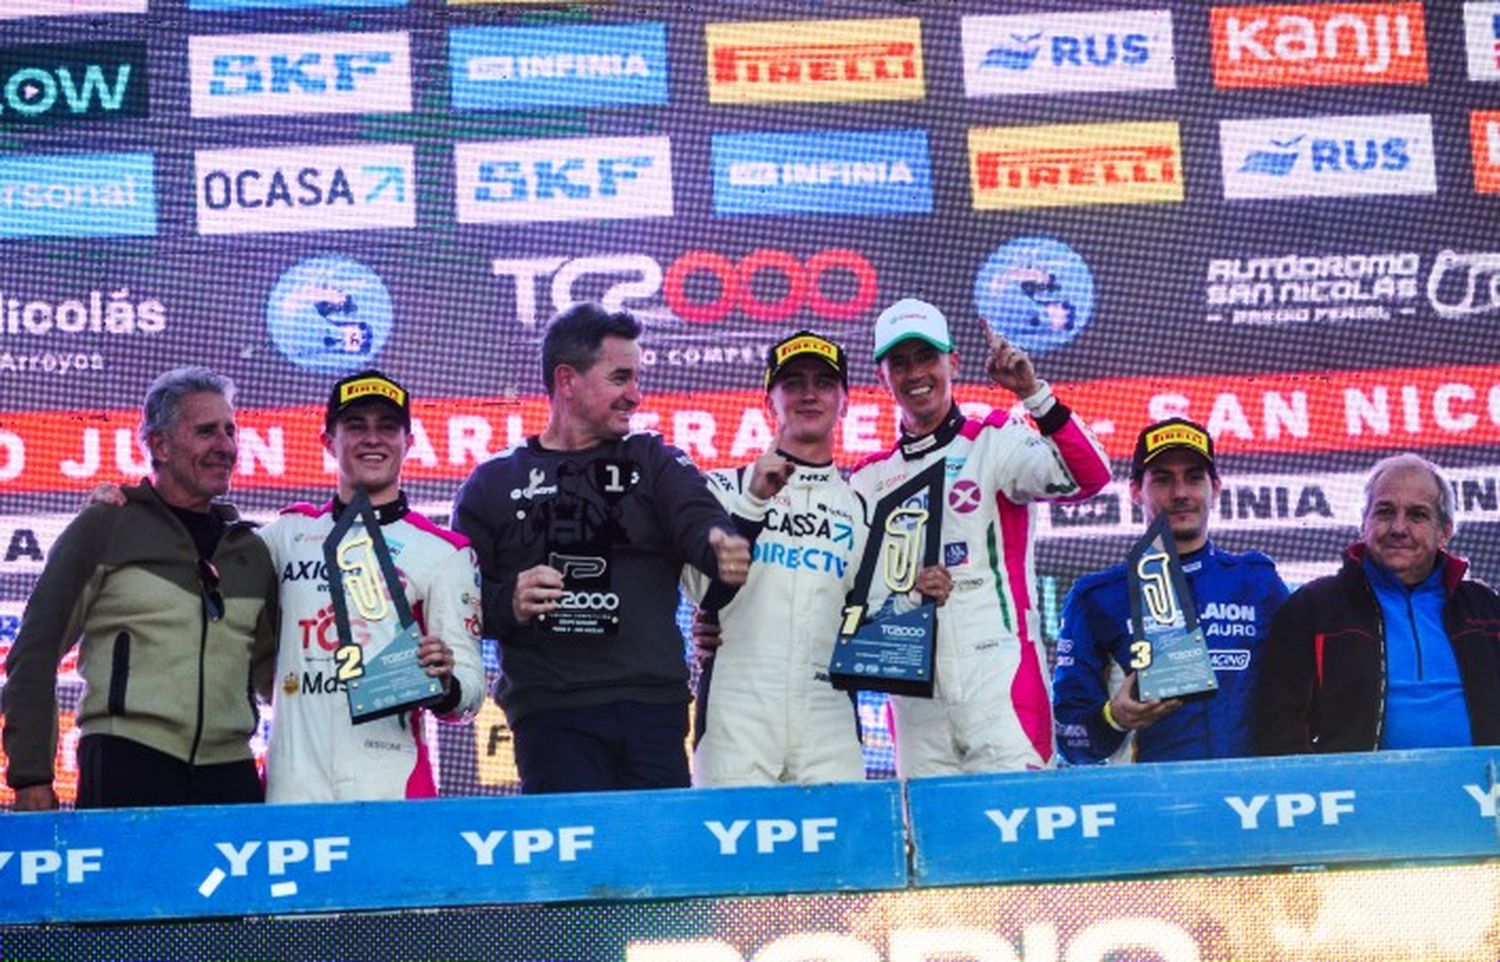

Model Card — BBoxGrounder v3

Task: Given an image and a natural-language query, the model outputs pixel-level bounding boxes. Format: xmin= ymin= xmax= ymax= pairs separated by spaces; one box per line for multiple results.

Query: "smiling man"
xmin=3 ymin=367 xmax=277 ymax=809
xmin=453 ymin=303 xmax=751 ymax=794
xmin=258 ymin=370 xmax=484 ymax=802
xmin=1257 ymin=453 xmax=1500 ymax=754
xmin=1053 ymin=418 xmax=1288 ymax=763
xmin=850 ymin=298 xmax=1109 ymax=777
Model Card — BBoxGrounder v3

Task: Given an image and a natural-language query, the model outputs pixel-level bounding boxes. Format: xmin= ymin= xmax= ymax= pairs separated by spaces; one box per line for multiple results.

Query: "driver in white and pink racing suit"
xmin=851 ymin=299 xmax=1110 ymax=777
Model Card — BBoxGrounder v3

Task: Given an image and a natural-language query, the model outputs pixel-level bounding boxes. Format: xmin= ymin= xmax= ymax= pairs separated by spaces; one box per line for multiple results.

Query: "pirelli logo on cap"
xmin=776 ymin=334 xmax=838 ymax=366
xmin=1146 ymin=423 xmax=1210 ymax=458
xmin=706 ymin=18 xmax=925 ymax=105
xmin=340 ymin=376 xmax=405 ymax=407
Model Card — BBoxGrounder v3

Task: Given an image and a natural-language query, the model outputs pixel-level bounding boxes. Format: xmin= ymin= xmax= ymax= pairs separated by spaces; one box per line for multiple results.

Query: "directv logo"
xmin=0 ymin=43 xmax=147 ymax=123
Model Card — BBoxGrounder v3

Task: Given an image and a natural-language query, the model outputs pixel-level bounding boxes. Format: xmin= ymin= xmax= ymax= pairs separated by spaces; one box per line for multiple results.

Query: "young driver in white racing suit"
xmin=260 ymin=371 xmax=484 ymax=803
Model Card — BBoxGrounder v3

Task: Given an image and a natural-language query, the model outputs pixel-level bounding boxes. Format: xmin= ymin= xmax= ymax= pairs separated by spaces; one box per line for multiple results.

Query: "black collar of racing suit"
xmin=898 ymin=403 xmax=965 ymax=460
xmin=330 ymin=490 xmax=410 ymax=525
xmin=774 ymin=448 xmax=837 ymax=484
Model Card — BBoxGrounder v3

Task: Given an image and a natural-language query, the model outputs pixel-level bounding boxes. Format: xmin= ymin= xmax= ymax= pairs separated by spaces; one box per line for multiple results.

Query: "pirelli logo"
xmin=706 ymin=18 xmax=925 ymax=104
xmin=340 ymin=376 xmax=405 ymax=406
xmin=1145 ymin=424 xmax=1211 ymax=459
xmin=968 ymin=121 xmax=1184 ymax=210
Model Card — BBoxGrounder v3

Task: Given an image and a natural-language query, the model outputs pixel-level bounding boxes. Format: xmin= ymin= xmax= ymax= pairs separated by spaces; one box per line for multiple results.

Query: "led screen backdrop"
xmin=1 ymin=0 xmax=1499 ymax=801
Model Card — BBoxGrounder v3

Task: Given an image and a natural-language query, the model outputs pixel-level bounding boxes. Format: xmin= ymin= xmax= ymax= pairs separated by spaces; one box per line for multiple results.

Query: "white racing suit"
xmin=260 ymin=496 xmax=484 ymax=802
xmin=849 ymin=393 xmax=1109 ymax=777
xmin=685 ymin=457 xmax=868 ymax=786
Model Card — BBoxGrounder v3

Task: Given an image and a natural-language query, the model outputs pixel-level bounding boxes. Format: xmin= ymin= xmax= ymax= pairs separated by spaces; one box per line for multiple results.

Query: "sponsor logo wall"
xmin=1 ymin=0 xmax=1497 ymax=799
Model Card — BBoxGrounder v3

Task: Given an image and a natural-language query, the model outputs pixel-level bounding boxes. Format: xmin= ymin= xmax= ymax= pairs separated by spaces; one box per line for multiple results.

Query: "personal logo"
xmin=265 ymin=256 xmax=393 ymax=374
xmin=1219 ymin=113 xmax=1436 ymax=200
xmin=0 ymin=152 xmax=156 ymax=238
xmin=974 ymin=236 xmax=1095 ymax=354
xmin=0 ymin=43 xmax=147 ymax=123
xmin=962 ymin=10 xmax=1177 ymax=96
xmin=195 ymin=144 xmax=415 ymax=235
xmin=189 ymin=31 xmax=412 ymax=118
xmin=948 ymin=479 xmax=983 ymax=514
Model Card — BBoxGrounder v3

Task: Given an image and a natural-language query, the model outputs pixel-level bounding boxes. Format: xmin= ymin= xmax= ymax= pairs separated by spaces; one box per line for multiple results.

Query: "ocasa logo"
xmin=195 ymin=144 xmax=414 ymax=235
xmin=1211 ymin=3 xmax=1427 ymax=88
xmin=189 ymin=32 xmax=411 ymax=118
xmin=455 ymin=135 xmax=673 ymax=224
xmin=491 ymin=249 xmax=879 ymax=326
xmin=0 ymin=43 xmax=147 ymax=122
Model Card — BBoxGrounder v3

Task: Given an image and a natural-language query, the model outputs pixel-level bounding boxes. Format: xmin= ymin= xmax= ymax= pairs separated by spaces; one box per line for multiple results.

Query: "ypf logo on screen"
xmin=0 ymin=43 xmax=146 ymax=123
xmin=189 ymin=32 xmax=411 ymax=117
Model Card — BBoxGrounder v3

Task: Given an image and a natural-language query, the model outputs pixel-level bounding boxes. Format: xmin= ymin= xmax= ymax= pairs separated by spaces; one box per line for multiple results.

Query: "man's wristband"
xmin=1102 ymin=701 xmax=1127 ymax=733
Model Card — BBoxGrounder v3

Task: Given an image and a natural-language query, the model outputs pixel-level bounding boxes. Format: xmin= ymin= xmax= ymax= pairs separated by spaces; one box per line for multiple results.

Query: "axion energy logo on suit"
xmin=455 ymin=136 xmax=673 ymax=224
xmin=0 ymin=152 xmax=156 ymax=238
xmin=706 ymin=18 xmax=925 ymax=105
xmin=968 ymin=121 xmax=1183 ymax=210
xmin=1219 ymin=113 xmax=1435 ymax=201
xmin=189 ymin=32 xmax=412 ymax=118
xmin=1210 ymin=3 xmax=1427 ymax=88
xmin=1472 ymin=111 xmax=1500 ymax=193
xmin=1 ymin=0 xmax=145 ymax=18
xmin=1464 ymin=2 xmax=1500 ymax=82
xmin=961 ymin=10 xmax=1176 ymax=97
xmin=194 ymin=144 xmax=415 ymax=235
xmin=449 ymin=24 xmax=668 ymax=111
xmin=0 ymin=43 xmax=147 ymax=123
xmin=711 ymin=128 xmax=931 ymax=216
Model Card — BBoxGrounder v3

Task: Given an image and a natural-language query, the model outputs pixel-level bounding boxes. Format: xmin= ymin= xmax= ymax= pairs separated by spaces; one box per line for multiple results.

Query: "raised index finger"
xmin=974 ymin=313 xmax=1005 ymax=351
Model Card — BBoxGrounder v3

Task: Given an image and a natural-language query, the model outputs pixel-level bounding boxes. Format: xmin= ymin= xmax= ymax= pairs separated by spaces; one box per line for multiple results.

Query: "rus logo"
xmin=0 ymin=43 xmax=147 ymax=122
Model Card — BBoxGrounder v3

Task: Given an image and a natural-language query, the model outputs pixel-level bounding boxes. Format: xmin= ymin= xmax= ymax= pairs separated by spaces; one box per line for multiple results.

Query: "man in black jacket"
xmin=452 ymin=303 xmax=750 ymax=793
xmin=1256 ymin=453 xmax=1500 ymax=754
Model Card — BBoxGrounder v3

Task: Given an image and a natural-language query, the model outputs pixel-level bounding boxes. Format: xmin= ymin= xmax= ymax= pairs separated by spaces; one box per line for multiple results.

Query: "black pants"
xmin=75 ymin=734 xmax=263 ymax=809
xmin=511 ymin=700 xmax=690 ymax=795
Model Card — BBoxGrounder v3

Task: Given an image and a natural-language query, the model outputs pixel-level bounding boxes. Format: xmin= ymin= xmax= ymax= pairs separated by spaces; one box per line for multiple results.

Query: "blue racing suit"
xmin=1053 ymin=542 xmax=1288 ymax=763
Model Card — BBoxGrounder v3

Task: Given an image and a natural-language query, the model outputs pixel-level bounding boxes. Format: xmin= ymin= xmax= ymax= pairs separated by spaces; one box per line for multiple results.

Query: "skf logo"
xmin=0 ymin=43 xmax=147 ymax=123
xmin=491 ymin=249 xmax=879 ymax=326
xmin=706 ymin=18 xmax=925 ymax=104
xmin=1472 ymin=110 xmax=1500 ymax=192
xmin=194 ymin=144 xmax=413 ymax=235
xmin=189 ymin=32 xmax=412 ymax=118
xmin=1219 ymin=113 xmax=1435 ymax=201
xmin=962 ymin=10 xmax=1176 ymax=96
xmin=969 ymin=121 xmax=1183 ymax=210
xmin=1466 ymin=3 xmax=1500 ymax=82
xmin=455 ymin=136 xmax=673 ymax=224
xmin=1210 ymin=3 xmax=1427 ymax=89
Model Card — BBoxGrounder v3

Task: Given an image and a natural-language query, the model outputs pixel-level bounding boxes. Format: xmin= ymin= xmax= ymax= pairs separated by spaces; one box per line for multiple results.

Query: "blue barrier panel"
xmin=0 ymin=781 xmax=905 ymax=924
xmin=908 ymin=747 xmax=1500 ymax=887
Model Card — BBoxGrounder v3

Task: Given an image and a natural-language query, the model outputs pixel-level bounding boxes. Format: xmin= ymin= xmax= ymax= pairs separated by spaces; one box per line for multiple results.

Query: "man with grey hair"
xmin=1256 ymin=453 xmax=1500 ymax=754
xmin=3 ymin=367 xmax=277 ymax=809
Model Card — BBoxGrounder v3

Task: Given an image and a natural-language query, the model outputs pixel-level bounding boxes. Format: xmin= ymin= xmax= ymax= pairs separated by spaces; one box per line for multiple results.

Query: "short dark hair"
xmin=540 ymin=303 xmax=642 ymax=395
xmin=138 ymin=366 xmax=235 ymax=466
